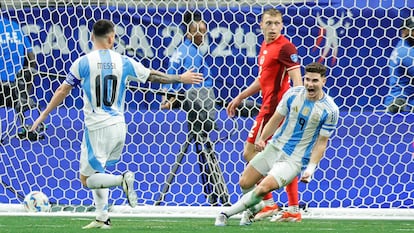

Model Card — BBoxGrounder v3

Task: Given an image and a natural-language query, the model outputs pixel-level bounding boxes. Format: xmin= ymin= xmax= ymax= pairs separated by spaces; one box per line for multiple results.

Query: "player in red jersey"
xmin=226 ymin=8 xmax=303 ymax=223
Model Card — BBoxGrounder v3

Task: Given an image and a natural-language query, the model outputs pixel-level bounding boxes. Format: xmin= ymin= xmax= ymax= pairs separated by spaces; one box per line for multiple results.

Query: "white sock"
xmin=289 ymin=205 xmax=300 ymax=213
xmin=250 ymin=200 xmax=266 ymax=214
xmin=263 ymin=198 xmax=275 ymax=206
xmin=241 ymin=186 xmax=267 ymax=214
xmin=86 ymin=173 xmax=122 ymax=189
xmin=224 ymin=190 xmax=262 ymax=217
xmin=241 ymin=186 xmax=255 ymax=194
xmin=93 ymin=188 xmax=109 ymax=221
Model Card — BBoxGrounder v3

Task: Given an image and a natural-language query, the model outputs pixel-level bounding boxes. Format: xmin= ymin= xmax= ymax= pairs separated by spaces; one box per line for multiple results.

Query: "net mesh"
xmin=0 ymin=0 xmax=413 ymax=215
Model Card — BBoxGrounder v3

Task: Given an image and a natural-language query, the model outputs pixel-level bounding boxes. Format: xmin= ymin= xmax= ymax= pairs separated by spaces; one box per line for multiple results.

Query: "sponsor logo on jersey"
xmin=302 ymin=107 xmax=310 ymax=116
xmin=279 ymin=177 xmax=288 ymax=186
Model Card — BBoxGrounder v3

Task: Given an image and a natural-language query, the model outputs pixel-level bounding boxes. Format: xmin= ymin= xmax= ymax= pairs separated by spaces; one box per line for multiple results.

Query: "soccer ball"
xmin=23 ymin=191 xmax=51 ymax=212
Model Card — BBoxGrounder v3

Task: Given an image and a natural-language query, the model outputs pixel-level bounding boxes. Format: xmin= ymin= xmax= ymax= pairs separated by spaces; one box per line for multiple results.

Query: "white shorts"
xmin=80 ymin=122 xmax=126 ymax=177
xmin=250 ymin=144 xmax=302 ymax=187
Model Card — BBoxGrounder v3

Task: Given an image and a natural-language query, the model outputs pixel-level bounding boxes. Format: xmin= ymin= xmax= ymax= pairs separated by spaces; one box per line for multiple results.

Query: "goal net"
xmin=0 ymin=0 xmax=413 ymax=219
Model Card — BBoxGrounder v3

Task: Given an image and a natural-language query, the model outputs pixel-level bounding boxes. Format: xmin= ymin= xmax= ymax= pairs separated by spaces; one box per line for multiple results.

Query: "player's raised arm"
xmin=148 ymin=68 xmax=203 ymax=84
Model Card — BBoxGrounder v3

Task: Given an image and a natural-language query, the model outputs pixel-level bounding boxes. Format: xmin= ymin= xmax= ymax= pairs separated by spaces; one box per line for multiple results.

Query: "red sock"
xmin=263 ymin=192 xmax=273 ymax=201
xmin=286 ymin=176 xmax=299 ymax=206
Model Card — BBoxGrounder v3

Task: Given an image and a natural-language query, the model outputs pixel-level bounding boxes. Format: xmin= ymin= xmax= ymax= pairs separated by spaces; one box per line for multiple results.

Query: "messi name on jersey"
xmin=97 ymin=62 xmax=116 ymax=69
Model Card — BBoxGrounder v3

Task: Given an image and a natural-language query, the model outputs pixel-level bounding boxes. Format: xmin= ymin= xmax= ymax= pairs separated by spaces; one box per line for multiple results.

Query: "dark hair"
xmin=93 ymin=19 xmax=115 ymax=37
xmin=305 ymin=62 xmax=327 ymax=77
xmin=182 ymin=11 xmax=202 ymax=33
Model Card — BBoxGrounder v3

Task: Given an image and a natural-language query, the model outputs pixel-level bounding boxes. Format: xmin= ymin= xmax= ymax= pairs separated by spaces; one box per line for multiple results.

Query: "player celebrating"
xmin=30 ymin=19 xmax=203 ymax=229
xmin=226 ymin=8 xmax=302 ymax=222
xmin=215 ymin=62 xmax=339 ymax=226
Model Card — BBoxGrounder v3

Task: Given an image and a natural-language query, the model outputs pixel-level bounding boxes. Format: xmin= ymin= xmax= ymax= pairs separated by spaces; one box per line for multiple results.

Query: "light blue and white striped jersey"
xmin=64 ymin=49 xmax=150 ymax=130
xmin=271 ymin=86 xmax=339 ymax=166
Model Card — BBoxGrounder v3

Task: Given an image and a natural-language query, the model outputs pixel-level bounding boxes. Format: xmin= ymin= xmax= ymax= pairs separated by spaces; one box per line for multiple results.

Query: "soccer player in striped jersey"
xmin=30 ymin=19 xmax=203 ymax=229
xmin=215 ymin=62 xmax=339 ymax=226
xmin=226 ymin=8 xmax=303 ymax=222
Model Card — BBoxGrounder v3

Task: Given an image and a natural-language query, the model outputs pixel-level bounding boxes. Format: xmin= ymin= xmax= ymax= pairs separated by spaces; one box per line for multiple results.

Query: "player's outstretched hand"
xmin=255 ymin=140 xmax=266 ymax=152
xmin=300 ymin=164 xmax=316 ymax=183
xmin=300 ymin=173 xmax=312 ymax=183
xmin=30 ymin=115 xmax=47 ymax=132
xmin=226 ymin=97 xmax=242 ymax=118
xmin=180 ymin=68 xmax=203 ymax=84
xmin=300 ymin=163 xmax=316 ymax=183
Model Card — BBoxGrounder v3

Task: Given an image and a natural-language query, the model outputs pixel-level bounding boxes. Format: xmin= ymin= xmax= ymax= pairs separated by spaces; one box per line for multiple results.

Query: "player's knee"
xmin=243 ymin=142 xmax=258 ymax=162
xmin=242 ymin=149 xmax=254 ymax=162
xmin=255 ymin=182 xmax=274 ymax=196
xmin=239 ymin=176 xmax=253 ymax=190
xmin=242 ymin=152 xmax=250 ymax=162
xmin=80 ymin=175 xmax=88 ymax=187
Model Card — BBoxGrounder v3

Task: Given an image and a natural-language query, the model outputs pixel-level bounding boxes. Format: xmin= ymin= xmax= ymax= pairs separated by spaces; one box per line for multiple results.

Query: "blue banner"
xmin=3 ymin=4 xmax=411 ymax=111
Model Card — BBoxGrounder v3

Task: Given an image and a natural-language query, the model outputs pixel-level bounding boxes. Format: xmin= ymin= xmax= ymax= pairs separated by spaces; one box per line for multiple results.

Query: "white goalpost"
xmin=0 ymin=0 xmax=413 ymax=219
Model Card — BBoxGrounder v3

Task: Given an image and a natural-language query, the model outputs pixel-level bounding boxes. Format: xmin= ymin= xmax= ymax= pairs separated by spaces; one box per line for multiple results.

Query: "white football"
xmin=23 ymin=191 xmax=51 ymax=212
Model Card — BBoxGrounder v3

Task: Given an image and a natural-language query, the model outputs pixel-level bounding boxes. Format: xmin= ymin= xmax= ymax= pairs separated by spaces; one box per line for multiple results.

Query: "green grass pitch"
xmin=0 ymin=216 xmax=412 ymax=233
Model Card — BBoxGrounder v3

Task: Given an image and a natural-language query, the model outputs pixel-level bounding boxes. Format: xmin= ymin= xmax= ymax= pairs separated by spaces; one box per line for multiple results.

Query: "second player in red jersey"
xmin=249 ymin=33 xmax=301 ymax=144
xmin=226 ymin=8 xmax=303 ymax=223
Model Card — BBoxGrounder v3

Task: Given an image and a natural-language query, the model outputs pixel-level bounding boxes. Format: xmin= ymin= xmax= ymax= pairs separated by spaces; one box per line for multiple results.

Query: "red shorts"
xmin=246 ymin=113 xmax=273 ymax=144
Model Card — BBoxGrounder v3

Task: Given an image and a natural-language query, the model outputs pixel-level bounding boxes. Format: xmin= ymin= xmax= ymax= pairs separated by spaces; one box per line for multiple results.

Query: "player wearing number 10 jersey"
xmin=66 ymin=49 xmax=149 ymax=130
xmin=30 ymin=19 xmax=203 ymax=229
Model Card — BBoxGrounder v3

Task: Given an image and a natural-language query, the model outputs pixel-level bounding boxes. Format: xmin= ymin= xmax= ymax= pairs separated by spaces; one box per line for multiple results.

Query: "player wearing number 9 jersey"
xmin=215 ymin=62 xmax=339 ymax=226
xmin=226 ymin=8 xmax=303 ymax=221
xmin=30 ymin=19 xmax=203 ymax=229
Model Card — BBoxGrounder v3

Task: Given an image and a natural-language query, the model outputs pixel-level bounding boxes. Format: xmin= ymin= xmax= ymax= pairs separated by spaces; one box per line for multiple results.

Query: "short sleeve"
xmin=279 ymin=43 xmax=300 ymax=70
xmin=319 ymin=105 xmax=339 ymax=137
xmin=125 ymin=56 xmax=150 ymax=83
xmin=276 ymin=87 xmax=298 ymax=116
xmin=65 ymin=58 xmax=82 ymax=87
